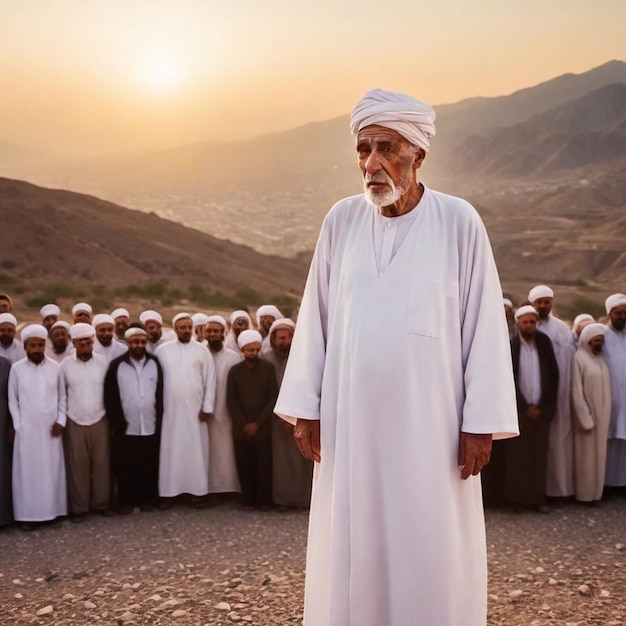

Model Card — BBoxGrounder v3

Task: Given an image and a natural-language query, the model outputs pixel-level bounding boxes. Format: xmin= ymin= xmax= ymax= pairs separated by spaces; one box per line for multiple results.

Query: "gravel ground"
xmin=1 ymin=496 xmax=626 ymax=625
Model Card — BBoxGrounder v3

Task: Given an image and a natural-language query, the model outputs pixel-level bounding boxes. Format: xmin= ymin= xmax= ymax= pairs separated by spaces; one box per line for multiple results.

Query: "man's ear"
xmin=413 ymin=148 xmax=426 ymax=171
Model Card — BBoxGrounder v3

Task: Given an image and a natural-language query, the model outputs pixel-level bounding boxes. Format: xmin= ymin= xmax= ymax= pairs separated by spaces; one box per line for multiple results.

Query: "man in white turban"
xmin=93 ymin=314 xmax=127 ymax=362
xmin=111 ymin=308 xmax=130 ymax=345
xmin=140 ymin=310 xmax=176 ymax=354
xmin=571 ymin=313 xmax=595 ymax=346
xmin=40 ymin=304 xmax=60 ymax=331
xmin=571 ymin=323 xmax=611 ymax=504
xmin=275 ymin=88 xmax=518 ymax=626
xmin=0 ymin=313 xmax=25 ymax=364
xmin=603 ymin=294 xmax=626 ymax=489
xmin=528 ymin=284 xmax=575 ymax=500
xmin=9 ymin=325 xmax=67 ymax=529
xmin=255 ymin=305 xmax=284 ymax=354
xmin=224 ymin=310 xmax=252 ymax=353
xmin=45 ymin=321 xmax=75 ymax=363
xmin=72 ymin=303 xmax=93 ymax=324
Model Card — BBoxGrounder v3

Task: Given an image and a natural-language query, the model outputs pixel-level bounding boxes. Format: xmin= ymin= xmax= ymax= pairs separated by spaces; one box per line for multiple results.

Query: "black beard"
xmin=208 ymin=340 xmax=223 ymax=351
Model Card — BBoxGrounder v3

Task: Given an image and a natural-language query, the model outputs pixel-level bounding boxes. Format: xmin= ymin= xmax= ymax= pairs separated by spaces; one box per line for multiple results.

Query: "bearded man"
xmin=274 ymin=88 xmax=518 ymax=626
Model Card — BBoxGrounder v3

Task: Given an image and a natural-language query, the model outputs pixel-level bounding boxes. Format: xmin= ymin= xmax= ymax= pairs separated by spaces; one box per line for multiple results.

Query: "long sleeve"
xmin=201 ymin=352 xmax=216 ymax=414
xmin=571 ymin=355 xmax=594 ymax=431
xmin=256 ymin=363 xmax=279 ymax=428
xmin=226 ymin=366 xmax=247 ymax=433
xmin=56 ymin=368 xmax=67 ymax=426
xmin=8 ymin=367 xmax=20 ymax=431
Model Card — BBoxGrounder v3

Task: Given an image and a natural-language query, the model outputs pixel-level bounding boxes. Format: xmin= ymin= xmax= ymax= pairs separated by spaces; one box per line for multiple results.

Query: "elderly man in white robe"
xmin=256 ymin=305 xmax=284 ymax=354
xmin=45 ymin=321 xmax=75 ymax=363
xmin=603 ymin=293 xmax=626 ymax=489
xmin=111 ymin=308 xmax=130 ymax=346
xmin=140 ymin=310 xmax=176 ymax=354
xmin=9 ymin=325 xmax=67 ymax=530
xmin=529 ymin=284 xmax=576 ymax=499
xmin=275 ymin=88 xmax=518 ymax=626
xmin=72 ymin=302 xmax=93 ymax=324
xmin=93 ymin=314 xmax=128 ymax=362
xmin=40 ymin=303 xmax=60 ymax=331
xmin=204 ymin=315 xmax=242 ymax=499
xmin=571 ymin=313 xmax=594 ymax=347
xmin=224 ymin=310 xmax=252 ymax=353
xmin=0 ymin=313 xmax=26 ymax=364
xmin=156 ymin=313 xmax=216 ymax=508
xmin=571 ymin=323 xmax=611 ymax=504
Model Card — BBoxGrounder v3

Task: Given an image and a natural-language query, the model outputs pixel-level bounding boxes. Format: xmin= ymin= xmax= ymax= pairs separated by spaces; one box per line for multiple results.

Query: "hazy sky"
xmin=1 ymin=0 xmax=625 ymax=155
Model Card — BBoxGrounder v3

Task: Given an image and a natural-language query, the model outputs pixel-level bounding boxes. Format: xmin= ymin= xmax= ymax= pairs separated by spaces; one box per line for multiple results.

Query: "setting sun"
xmin=137 ymin=55 xmax=185 ymax=93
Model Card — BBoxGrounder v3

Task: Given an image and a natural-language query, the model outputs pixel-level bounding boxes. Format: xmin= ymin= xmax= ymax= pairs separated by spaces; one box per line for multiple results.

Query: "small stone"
xmin=36 ymin=605 xmax=54 ymax=616
xmin=149 ymin=594 xmax=162 ymax=601
xmin=600 ymin=589 xmax=610 ymax=597
xmin=122 ymin=583 xmax=132 ymax=590
xmin=172 ymin=610 xmax=188 ymax=618
xmin=35 ymin=577 xmax=44 ymax=582
xmin=63 ymin=593 xmax=76 ymax=600
xmin=94 ymin=590 xmax=105 ymax=596
xmin=228 ymin=612 xmax=241 ymax=621
xmin=14 ymin=593 xmax=23 ymax=599
xmin=120 ymin=612 xmax=135 ymax=622
xmin=216 ymin=602 xmax=231 ymax=611
xmin=578 ymin=584 xmax=591 ymax=595
xmin=83 ymin=601 xmax=96 ymax=609
xmin=548 ymin=578 xmax=558 ymax=585
xmin=534 ymin=566 xmax=545 ymax=573
xmin=509 ymin=590 xmax=523 ymax=599
xmin=131 ymin=582 xmax=141 ymax=589
xmin=540 ymin=603 xmax=551 ymax=611
xmin=616 ymin=543 xmax=624 ymax=551
xmin=12 ymin=579 xmax=23 ymax=585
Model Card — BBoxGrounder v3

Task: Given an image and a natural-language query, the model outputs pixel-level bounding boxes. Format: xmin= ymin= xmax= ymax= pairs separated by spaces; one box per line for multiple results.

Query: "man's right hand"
xmin=526 ymin=405 xmax=541 ymax=420
xmin=294 ymin=419 xmax=321 ymax=463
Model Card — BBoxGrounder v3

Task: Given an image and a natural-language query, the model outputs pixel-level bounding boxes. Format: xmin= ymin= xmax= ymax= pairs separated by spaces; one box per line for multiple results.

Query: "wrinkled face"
xmin=205 ymin=322 xmax=225 ymax=348
xmin=42 ymin=315 xmax=58 ymax=331
xmin=241 ymin=341 xmax=261 ymax=361
xmin=232 ymin=316 xmax=249 ymax=337
xmin=74 ymin=310 xmax=92 ymax=324
xmin=271 ymin=328 xmax=293 ymax=357
xmin=114 ymin=316 xmax=130 ymax=337
xmin=588 ymin=335 xmax=604 ymax=353
xmin=144 ymin=319 xmax=162 ymax=342
xmin=175 ymin=319 xmax=193 ymax=343
xmin=0 ymin=322 xmax=15 ymax=346
xmin=259 ymin=315 xmax=275 ymax=333
xmin=517 ymin=314 xmax=538 ymax=339
xmin=0 ymin=299 xmax=11 ymax=313
xmin=96 ymin=323 xmax=114 ymax=346
xmin=127 ymin=335 xmax=147 ymax=360
xmin=357 ymin=125 xmax=423 ymax=208
xmin=532 ymin=297 xmax=552 ymax=320
xmin=25 ymin=337 xmax=46 ymax=363
xmin=50 ymin=327 xmax=70 ymax=351
xmin=609 ymin=305 xmax=626 ymax=331
xmin=504 ymin=305 xmax=514 ymax=327
xmin=73 ymin=336 xmax=94 ymax=359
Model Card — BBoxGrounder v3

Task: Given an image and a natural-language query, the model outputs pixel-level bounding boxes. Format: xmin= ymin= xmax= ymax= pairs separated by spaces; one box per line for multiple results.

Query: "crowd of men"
xmin=483 ymin=286 xmax=626 ymax=512
xmin=0 ymin=296 xmax=313 ymax=531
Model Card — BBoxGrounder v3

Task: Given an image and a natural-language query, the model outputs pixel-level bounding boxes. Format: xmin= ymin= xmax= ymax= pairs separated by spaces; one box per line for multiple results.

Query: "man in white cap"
xmin=528 ymin=284 xmax=575 ymax=500
xmin=61 ymin=323 xmax=112 ymax=522
xmin=72 ymin=303 xmax=93 ymax=324
xmin=0 ymin=313 xmax=25 ymax=364
xmin=571 ymin=313 xmax=595 ymax=347
xmin=571 ymin=323 xmax=611 ymax=504
xmin=105 ymin=325 xmax=164 ymax=513
xmin=503 ymin=306 xmax=559 ymax=513
xmin=256 ymin=305 xmax=284 ymax=354
xmin=204 ymin=315 xmax=242 ymax=500
xmin=603 ymin=293 xmax=626 ymax=490
xmin=9 ymin=325 xmax=67 ymax=530
xmin=191 ymin=313 xmax=209 ymax=344
xmin=40 ymin=304 xmax=61 ymax=331
xmin=503 ymin=298 xmax=516 ymax=339
xmin=224 ymin=310 xmax=252 ymax=352
xmin=140 ymin=310 xmax=176 ymax=354
xmin=111 ymin=308 xmax=130 ymax=345
xmin=45 ymin=321 xmax=75 ymax=363
xmin=156 ymin=313 xmax=216 ymax=509
xmin=227 ymin=329 xmax=278 ymax=510
xmin=93 ymin=314 xmax=127 ymax=362
xmin=263 ymin=319 xmax=312 ymax=509
xmin=274 ymin=88 xmax=518 ymax=626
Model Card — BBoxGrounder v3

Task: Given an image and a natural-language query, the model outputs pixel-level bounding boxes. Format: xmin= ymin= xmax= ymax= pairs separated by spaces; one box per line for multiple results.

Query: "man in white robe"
xmin=72 ymin=302 xmax=93 ymax=324
xmin=140 ymin=310 xmax=176 ymax=354
xmin=45 ymin=321 xmax=75 ymax=363
xmin=256 ymin=305 xmax=284 ymax=354
xmin=224 ymin=310 xmax=252 ymax=353
xmin=0 ymin=313 xmax=25 ymax=364
xmin=529 ymin=285 xmax=576 ymax=498
xmin=204 ymin=315 xmax=242 ymax=497
xmin=603 ymin=293 xmax=626 ymax=488
xmin=40 ymin=303 xmax=60 ymax=331
xmin=275 ymin=88 xmax=518 ymax=626
xmin=571 ymin=323 xmax=611 ymax=503
xmin=111 ymin=308 xmax=130 ymax=346
xmin=571 ymin=313 xmax=594 ymax=347
xmin=9 ymin=325 xmax=67 ymax=529
xmin=192 ymin=313 xmax=209 ymax=344
xmin=93 ymin=314 xmax=127 ymax=362
xmin=156 ymin=313 xmax=216 ymax=508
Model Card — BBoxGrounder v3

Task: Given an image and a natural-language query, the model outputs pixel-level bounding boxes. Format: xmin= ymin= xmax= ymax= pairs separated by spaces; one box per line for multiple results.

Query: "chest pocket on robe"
xmin=407 ymin=275 xmax=457 ymax=339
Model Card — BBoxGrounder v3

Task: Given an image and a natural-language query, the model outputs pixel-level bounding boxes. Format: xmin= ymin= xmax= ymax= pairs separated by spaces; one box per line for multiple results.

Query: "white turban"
xmin=72 ymin=302 xmax=93 ymax=315
xmin=124 ymin=327 xmax=147 ymax=340
xmin=111 ymin=308 xmax=129 ymax=319
xmin=572 ymin=313 xmax=594 ymax=329
xmin=579 ymin=323 xmax=606 ymax=346
xmin=40 ymin=304 xmax=60 ymax=319
xmin=191 ymin=313 xmax=209 ymax=326
xmin=605 ymin=293 xmax=626 ymax=315
xmin=206 ymin=315 xmax=227 ymax=328
xmin=230 ymin=310 xmax=251 ymax=324
xmin=140 ymin=310 xmax=162 ymax=324
xmin=0 ymin=313 xmax=17 ymax=327
xmin=502 ymin=298 xmax=513 ymax=309
xmin=51 ymin=321 xmax=70 ymax=332
xmin=70 ymin=323 xmax=95 ymax=340
xmin=237 ymin=329 xmax=263 ymax=349
xmin=172 ymin=312 xmax=192 ymax=326
xmin=21 ymin=324 xmax=48 ymax=342
xmin=92 ymin=314 xmax=115 ymax=328
xmin=515 ymin=305 xmax=538 ymax=321
xmin=528 ymin=285 xmax=554 ymax=302
xmin=269 ymin=318 xmax=296 ymax=336
xmin=256 ymin=305 xmax=283 ymax=327
xmin=350 ymin=88 xmax=436 ymax=152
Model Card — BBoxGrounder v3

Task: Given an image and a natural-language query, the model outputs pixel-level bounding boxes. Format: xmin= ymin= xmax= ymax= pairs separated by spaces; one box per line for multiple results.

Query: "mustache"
xmin=365 ymin=172 xmax=393 ymax=185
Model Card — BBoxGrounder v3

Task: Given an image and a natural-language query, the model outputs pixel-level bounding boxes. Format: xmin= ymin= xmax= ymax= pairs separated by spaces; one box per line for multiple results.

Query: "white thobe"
xmin=224 ymin=332 xmax=241 ymax=354
xmin=93 ymin=340 xmax=127 ymax=363
xmin=275 ymin=189 xmax=518 ymax=626
xmin=537 ymin=314 xmax=576 ymax=496
xmin=9 ymin=357 xmax=67 ymax=521
xmin=146 ymin=329 xmax=176 ymax=355
xmin=604 ymin=324 xmax=626 ymax=485
xmin=208 ymin=346 xmax=242 ymax=493
xmin=0 ymin=341 xmax=25 ymax=364
xmin=45 ymin=343 xmax=75 ymax=364
xmin=156 ymin=340 xmax=216 ymax=497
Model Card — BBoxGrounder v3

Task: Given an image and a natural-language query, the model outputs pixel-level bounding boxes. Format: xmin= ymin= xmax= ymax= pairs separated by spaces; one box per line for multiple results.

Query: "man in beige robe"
xmin=571 ymin=323 xmax=611 ymax=504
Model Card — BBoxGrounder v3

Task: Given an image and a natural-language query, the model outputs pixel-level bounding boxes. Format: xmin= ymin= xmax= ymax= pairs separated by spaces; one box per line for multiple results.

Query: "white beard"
xmin=363 ymin=171 xmax=412 ymax=207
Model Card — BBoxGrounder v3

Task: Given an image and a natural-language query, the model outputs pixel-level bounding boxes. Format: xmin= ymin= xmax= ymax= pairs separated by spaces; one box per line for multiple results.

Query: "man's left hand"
xmin=458 ymin=432 xmax=492 ymax=480
xmin=198 ymin=411 xmax=213 ymax=422
xmin=51 ymin=423 xmax=64 ymax=437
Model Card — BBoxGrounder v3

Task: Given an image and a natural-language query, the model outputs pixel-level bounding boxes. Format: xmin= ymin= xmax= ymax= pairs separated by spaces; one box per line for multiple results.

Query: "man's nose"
xmin=364 ymin=151 xmax=382 ymax=174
